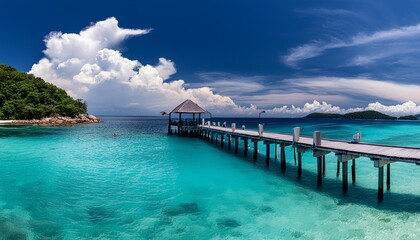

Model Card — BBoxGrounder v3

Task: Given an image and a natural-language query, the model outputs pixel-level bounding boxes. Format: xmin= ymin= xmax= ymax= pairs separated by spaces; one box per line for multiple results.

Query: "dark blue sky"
xmin=2 ymin=0 xmax=420 ymax=115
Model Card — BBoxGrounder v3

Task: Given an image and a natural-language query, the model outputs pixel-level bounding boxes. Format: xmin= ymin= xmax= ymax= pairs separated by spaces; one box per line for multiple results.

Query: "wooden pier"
xmin=197 ymin=124 xmax=420 ymax=202
xmin=166 ymin=99 xmax=419 ymax=202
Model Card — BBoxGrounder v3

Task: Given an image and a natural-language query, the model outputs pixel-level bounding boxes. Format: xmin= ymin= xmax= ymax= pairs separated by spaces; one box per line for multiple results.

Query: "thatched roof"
xmin=170 ymin=99 xmax=206 ymax=114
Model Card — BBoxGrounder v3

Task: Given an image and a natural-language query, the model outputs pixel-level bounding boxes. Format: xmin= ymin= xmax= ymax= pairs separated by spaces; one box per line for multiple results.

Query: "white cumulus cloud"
xmin=30 ymin=17 xmax=239 ymax=115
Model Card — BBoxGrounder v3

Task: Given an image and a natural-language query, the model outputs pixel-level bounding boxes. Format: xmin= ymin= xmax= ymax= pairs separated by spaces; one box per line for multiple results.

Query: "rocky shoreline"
xmin=10 ymin=114 xmax=100 ymax=126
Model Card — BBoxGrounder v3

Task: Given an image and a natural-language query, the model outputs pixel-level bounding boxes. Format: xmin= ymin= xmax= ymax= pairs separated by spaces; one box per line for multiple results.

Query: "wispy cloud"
xmin=285 ymin=76 xmax=420 ymax=103
xmin=282 ymin=22 xmax=420 ymax=67
xmin=195 ymin=72 xmax=267 ymax=95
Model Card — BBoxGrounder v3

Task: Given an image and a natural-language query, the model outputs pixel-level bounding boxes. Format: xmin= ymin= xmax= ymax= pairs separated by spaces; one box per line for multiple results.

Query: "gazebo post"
xmin=168 ymin=113 xmax=172 ymax=134
xmin=178 ymin=113 xmax=182 ymax=135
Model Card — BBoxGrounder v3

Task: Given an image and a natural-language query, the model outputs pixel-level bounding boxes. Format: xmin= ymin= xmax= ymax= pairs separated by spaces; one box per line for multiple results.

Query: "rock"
xmin=216 ymin=217 xmax=241 ymax=229
xmin=162 ymin=202 xmax=200 ymax=216
xmin=11 ymin=114 xmax=100 ymax=126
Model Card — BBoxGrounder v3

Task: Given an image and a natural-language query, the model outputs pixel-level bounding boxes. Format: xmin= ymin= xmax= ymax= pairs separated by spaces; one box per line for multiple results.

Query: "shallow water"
xmin=1 ymin=117 xmax=420 ymax=239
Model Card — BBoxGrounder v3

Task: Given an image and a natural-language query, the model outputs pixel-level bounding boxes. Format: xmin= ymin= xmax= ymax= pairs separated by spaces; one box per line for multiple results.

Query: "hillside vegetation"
xmin=398 ymin=115 xmax=418 ymax=120
xmin=305 ymin=110 xmax=397 ymax=120
xmin=0 ymin=64 xmax=87 ymax=120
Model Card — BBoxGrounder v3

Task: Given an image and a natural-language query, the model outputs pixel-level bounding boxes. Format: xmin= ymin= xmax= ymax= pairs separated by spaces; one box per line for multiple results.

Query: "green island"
xmin=305 ymin=110 xmax=419 ymax=120
xmin=0 ymin=64 xmax=99 ymax=125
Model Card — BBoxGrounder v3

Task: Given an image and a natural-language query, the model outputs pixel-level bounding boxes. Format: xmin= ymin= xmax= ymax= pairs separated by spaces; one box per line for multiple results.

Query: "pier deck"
xmin=204 ymin=125 xmax=420 ymax=163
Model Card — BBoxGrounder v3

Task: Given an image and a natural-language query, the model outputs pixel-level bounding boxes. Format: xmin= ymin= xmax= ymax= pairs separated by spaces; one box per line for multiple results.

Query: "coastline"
xmin=0 ymin=114 xmax=100 ymax=126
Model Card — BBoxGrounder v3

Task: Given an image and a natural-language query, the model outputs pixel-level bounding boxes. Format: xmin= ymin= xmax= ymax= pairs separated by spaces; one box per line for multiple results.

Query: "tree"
xmin=0 ymin=64 xmax=88 ymax=120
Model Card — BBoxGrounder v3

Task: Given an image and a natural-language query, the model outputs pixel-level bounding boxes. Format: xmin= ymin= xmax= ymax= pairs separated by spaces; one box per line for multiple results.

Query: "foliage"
xmin=304 ymin=113 xmax=343 ymax=119
xmin=0 ymin=64 xmax=87 ymax=120
xmin=342 ymin=110 xmax=396 ymax=120
xmin=305 ymin=110 xmax=397 ymax=120
xmin=398 ymin=115 xmax=418 ymax=120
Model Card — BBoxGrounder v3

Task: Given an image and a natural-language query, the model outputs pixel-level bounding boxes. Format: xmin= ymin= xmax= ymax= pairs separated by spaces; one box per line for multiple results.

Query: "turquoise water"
xmin=1 ymin=117 xmax=420 ymax=239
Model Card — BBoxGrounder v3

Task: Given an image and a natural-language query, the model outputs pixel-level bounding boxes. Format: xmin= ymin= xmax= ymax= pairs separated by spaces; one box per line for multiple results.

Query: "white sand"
xmin=0 ymin=120 xmax=14 ymax=124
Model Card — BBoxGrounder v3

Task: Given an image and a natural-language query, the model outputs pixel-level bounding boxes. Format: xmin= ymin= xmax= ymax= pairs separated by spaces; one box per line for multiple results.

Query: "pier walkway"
xmin=198 ymin=125 xmax=420 ymax=201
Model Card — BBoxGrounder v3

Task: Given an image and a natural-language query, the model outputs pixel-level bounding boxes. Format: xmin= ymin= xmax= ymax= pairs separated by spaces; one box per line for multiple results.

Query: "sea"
xmin=1 ymin=116 xmax=420 ymax=239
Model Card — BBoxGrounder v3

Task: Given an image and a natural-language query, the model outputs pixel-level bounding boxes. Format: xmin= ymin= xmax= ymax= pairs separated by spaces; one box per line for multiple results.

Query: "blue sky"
xmin=2 ymin=0 xmax=420 ymax=116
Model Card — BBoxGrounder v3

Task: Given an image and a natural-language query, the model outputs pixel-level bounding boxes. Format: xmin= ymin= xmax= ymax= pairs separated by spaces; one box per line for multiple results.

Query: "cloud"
xmin=282 ymin=22 xmax=420 ymax=67
xmin=282 ymin=42 xmax=334 ymax=68
xmin=263 ymin=100 xmax=420 ymax=117
xmin=194 ymin=72 xmax=266 ymax=95
xmin=285 ymin=77 xmax=420 ymax=104
xmin=28 ymin=17 xmax=420 ymax=117
xmin=30 ymin=17 xmax=239 ymax=115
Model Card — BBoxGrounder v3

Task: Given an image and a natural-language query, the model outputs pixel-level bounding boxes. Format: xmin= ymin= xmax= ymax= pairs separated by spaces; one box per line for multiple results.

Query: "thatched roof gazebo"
xmin=167 ymin=99 xmax=209 ymax=135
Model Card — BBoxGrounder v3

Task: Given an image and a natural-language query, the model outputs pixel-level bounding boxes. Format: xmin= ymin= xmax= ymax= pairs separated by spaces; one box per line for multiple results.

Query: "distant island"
xmin=305 ymin=110 xmax=419 ymax=120
xmin=0 ymin=64 xmax=99 ymax=125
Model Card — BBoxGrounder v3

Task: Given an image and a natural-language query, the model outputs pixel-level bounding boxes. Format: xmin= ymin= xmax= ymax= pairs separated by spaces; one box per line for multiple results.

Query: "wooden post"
xmin=336 ymin=160 xmax=340 ymax=177
xmin=297 ymin=152 xmax=302 ymax=178
xmin=211 ymin=132 xmax=214 ymax=143
xmin=322 ymin=155 xmax=326 ymax=175
xmin=274 ymin=144 xmax=278 ymax=161
xmin=215 ymin=133 xmax=219 ymax=145
xmin=244 ymin=138 xmax=248 ymax=157
xmin=227 ymin=135 xmax=231 ymax=151
xmin=280 ymin=144 xmax=286 ymax=171
xmin=386 ymin=164 xmax=391 ymax=190
xmin=317 ymin=156 xmax=322 ymax=185
xmin=342 ymin=161 xmax=348 ymax=193
xmin=266 ymin=143 xmax=270 ymax=166
xmin=378 ymin=166 xmax=384 ymax=202
xmin=352 ymin=159 xmax=356 ymax=184
xmin=253 ymin=140 xmax=258 ymax=162
xmin=221 ymin=134 xmax=224 ymax=149
xmin=235 ymin=137 xmax=239 ymax=154
xmin=180 ymin=113 xmax=183 ymax=135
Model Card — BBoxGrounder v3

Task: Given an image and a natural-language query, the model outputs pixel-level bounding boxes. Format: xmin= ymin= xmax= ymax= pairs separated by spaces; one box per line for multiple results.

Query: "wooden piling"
xmin=352 ymin=159 xmax=356 ymax=184
xmin=322 ymin=155 xmax=326 ymax=175
xmin=244 ymin=138 xmax=248 ymax=158
xmin=342 ymin=161 xmax=348 ymax=193
xmin=386 ymin=163 xmax=391 ymax=190
xmin=336 ymin=160 xmax=340 ymax=177
xmin=215 ymin=134 xmax=219 ymax=145
xmin=378 ymin=166 xmax=384 ymax=201
xmin=317 ymin=156 xmax=322 ymax=185
xmin=253 ymin=140 xmax=258 ymax=162
xmin=297 ymin=152 xmax=302 ymax=177
xmin=280 ymin=144 xmax=286 ymax=171
xmin=221 ymin=134 xmax=224 ymax=149
xmin=234 ymin=137 xmax=239 ymax=154
xmin=266 ymin=143 xmax=270 ymax=166
xmin=274 ymin=144 xmax=278 ymax=161
xmin=227 ymin=135 xmax=231 ymax=151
